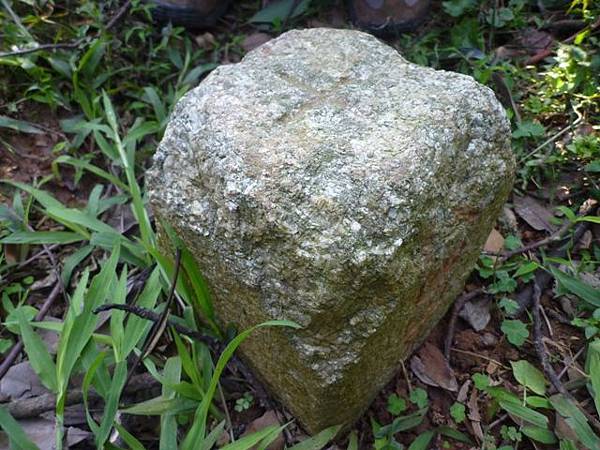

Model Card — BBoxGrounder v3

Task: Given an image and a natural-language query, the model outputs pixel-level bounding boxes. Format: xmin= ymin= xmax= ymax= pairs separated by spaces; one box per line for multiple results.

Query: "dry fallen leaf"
xmin=484 ymin=228 xmax=504 ymax=253
xmin=459 ymin=297 xmax=491 ymax=332
xmin=195 ymin=32 xmax=216 ymax=50
xmin=0 ymin=361 xmax=48 ymax=401
xmin=241 ymin=410 xmax=285 ymax=450
xmin=457 ymin=380 xmax=471 ymax=403
xmin=513 ymin=195 xmax=557 ymax=232
xmin=242 ymin=33 xmax=272 ymax=52
xmin=467 ymin=387 xmax=484 ymax=442
xmin=0 ymin=418 xmax=89 ymax=449
xmin=410 ymin=343 xmax=458 ymax=391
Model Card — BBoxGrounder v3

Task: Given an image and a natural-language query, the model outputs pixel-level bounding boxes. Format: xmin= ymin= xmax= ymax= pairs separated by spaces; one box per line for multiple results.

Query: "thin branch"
xmin=94 ymin=303 xmax=219 ymax=349
xmin=513 ymin=204 xmax=595 ymax=315
xmin=0 ymin=40 xmax=84 ymax=58
xmin=6 ymin=372 xmax=158 ymax=419
xmin=123 ymin=249 xmax=182 ymax=386
xmin=444 ymin=288 xmax=485 ymax=359
xmin=105 ymin=0 xmax=133 ymax=31
xmin=532 ymin=281 xmax=600 ymax=433
xmin=489 ymin=217 xmax=573 ymax=261
xmin=518 ymin=117 xmax=582 ymax=163
xmin=532 ymin=282 xmax=566 ymax=394
xmin=0 ymin=0 xmax=134 ymax=59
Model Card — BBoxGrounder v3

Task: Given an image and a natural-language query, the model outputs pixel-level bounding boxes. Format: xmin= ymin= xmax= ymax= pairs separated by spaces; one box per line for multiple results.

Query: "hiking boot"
xmin=150 ymin=0 xmax=232 ymax=29
xmin=348 ymin=0 xmax=430 ymax=34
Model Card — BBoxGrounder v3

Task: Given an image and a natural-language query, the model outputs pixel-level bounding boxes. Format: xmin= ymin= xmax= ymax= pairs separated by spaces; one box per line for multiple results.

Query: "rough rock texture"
xmin=147 ymin=28 xmax=515 ymax=433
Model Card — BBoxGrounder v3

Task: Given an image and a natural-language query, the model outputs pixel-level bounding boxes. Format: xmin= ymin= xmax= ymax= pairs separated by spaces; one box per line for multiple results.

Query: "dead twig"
xmin=105 ymin=0 xmax=133 ymax=31
xmin=532 ymin=281 xmax=600 ymax=433
xmin=1 ymin=0 xmax=133 ymax=59
xmin=6 ymin=373 xmax=158 ymax=419
xmin=94 ymin=303 xmax=219 ymax=349
xmin=532 ymin=282 xmax=566 ymax=395
xmin=513 ymin=204 xmax=595 ymax=315
xmin=0 ymin=40 xmax=85 ymax=58
xmin=444 ymin=288 xmax=485 ymax=360
xmin=518 ymin=117 xmax=582 ymax=163
xmin=491 ymin=216 xmax=573 ymax=261
xmin=123 ymin=249 xmax=182 ymax=387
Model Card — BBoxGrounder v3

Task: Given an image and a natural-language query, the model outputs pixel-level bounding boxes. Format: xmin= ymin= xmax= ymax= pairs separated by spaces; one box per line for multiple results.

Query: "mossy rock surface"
xmin=147 ymin=28 xmax=514 ymax=434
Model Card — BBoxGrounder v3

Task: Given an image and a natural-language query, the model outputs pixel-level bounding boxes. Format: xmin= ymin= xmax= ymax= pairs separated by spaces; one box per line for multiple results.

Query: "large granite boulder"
xmin=147 ymin=28 xmax=514 ymax=433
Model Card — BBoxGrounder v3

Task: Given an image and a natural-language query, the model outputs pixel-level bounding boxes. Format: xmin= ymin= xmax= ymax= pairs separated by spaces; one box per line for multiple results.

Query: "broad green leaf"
xmin=0 ymin=115 xmax=43 ymax=134
xmin=387 ymin=393 xmax=407 ymax=416
xmin=449 ymin=402 xmax=466 ymax=423
xmin=347 ymin=431 xmax=358 ymax=450
xmin=95 ymin=361 xmax=127 ymax=447
xmin=61 ymin=245 xmax=93 ymax=285
xmin=249 ymin=0 xmax=310 ymax=23
xmin=376 ymin=409 xmax=427 ymax=438
xmin=54 ymin=156 xmax=129 ymax=192
xmin=585 ymin=161 xmax=600 ymax=172
xmin=511 ymin=360 xmax=546 ymax=395
xmin=585 ymin=339 xmax=600 ymax=417
xmin=109 ymin=267 xmax=128 ymax=361
xmin=182 ymin=320 xmax=301 ymax=449
xmin=123 ymin=396 xmax=198 ymax=415
xmin=219 ymin=425 xmax=281 ymax=450
xmin=526 ymin=396 xmax=551 ymax=409
xmin=2 ymin=180 xmax=64 ymax=210
xmin=56 ymin=247 xmax=119 ymax=403
xmin=408 ymin=430 xmax=435 ymax=450
xmin=560 ymin=439 xmax=578 ymax=450
xmin=114 ymin=423 xmax=146 ymax=450
xmin=0 ymin=407 xmax=39 ymax=450
xmin=442 ymin=0 xmax=477 ymax=17
xmin=0 ymin=231 xmax=84 ymax=244
xmin=550 ymin=394 xmax=600 ymax=449
xmin=160 ymin=357 xmax=181 ymax=450
xmin=437 ymin=426 xmax=473 ymax=444
xmin=498 ymin=400 xmax=548 ymax=428
xmin=142 ymin=87 xmax=166 ymax=124
xmin=15 ymin=307 xmax=57 ymax=392
xmin=45 ymin=205 xmax=116 ymax=235
xmin=522 ymin=425 xmax=557 ymax=444
xmin=576 ymin=215 xmax=600 ymax=224
xmin=550 ymin=267 xmax=600 ymax=308
xmin=81 ymin=351 xmax=106 ymax=435
xmin=181 ymin=63 xmax=218 ymax=86
xmin=287 ymin=424 xmax=341 ymax=450
xmin=78 ymin=39 xmax=106 ymax=78
xmin=501 ymin=319 xmax=529 ymax=346
xmin=199 ymin=421 xmax=226 ymax=450
xmin=515 ymin=261 xmax=540 ymax=277
xmin=121 ymin=267 xmax=162 ymax=357
xmin=512 ymin=121 xmax=545 ymax=139
xmin=57 ymin=269 xmax=90 ymax=412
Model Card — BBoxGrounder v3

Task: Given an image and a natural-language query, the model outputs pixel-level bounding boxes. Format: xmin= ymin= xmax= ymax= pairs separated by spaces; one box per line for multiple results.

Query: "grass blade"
xmin=182 ymin=320 xmax=301 ymax=449
xmin=15 ymin=307 xmax=58 ymax=392
xmin=0 ymin=115 xmax=43 ymax=134
xmin=287 ymin=424 xmax=342 ymax=450
xmin=0 ymin=407 xmax=39 ymax=450
xmin=0 ymin=231 xmax=85 ymax=244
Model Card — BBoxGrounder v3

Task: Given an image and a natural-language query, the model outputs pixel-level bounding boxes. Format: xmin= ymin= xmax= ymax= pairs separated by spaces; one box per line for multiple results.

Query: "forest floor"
xmin=0 ymin=1 xmax=599 ymax=449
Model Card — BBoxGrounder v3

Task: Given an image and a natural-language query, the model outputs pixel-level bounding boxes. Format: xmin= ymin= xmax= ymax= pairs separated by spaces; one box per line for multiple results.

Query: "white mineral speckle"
xmin=147 ymin=28 xmax=515 ymax=433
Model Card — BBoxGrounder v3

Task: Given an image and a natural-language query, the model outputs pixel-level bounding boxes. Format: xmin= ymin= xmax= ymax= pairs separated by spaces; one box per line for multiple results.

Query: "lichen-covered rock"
xmin=147 ymin=28 xmax=514 ymax=433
